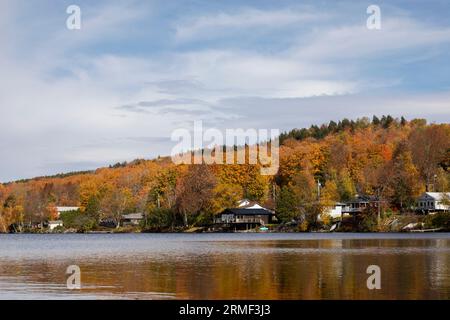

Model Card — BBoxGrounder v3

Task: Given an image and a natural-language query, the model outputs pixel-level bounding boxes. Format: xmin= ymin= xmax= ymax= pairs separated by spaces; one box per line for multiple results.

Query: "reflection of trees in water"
xmin=0 ymin=239 xmax=449 ymax=299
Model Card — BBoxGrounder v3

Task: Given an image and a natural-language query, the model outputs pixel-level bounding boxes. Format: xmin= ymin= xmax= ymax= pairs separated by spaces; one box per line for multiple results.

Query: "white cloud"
xmin=169 ymin=49 xmax=357 ymax=98
xmin=175 ymin=7 xmax=325 ymax=41
xmin=1 ymin=2 xmax=450 ymax=181
xmin=294 ymin=17 xmax=450 ymax=61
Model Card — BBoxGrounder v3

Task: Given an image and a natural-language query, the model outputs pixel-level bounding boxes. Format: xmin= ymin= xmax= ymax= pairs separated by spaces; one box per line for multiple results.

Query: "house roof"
xmin=56 ymin=206 xmax=79 ymax=212
xmin=420 ymin=192 xmax=450 ymax=200
xmin=237 ymin=199 xmax=263 ymax=208
xmin=237 ymin=199 xmax=251 ymax=207
xmin=237 ymin=199 xmax=270 ymax=209
xmin=122 ymin=213 xmax=144 ymax=220
xmin=223 ymin=208 xmax=273 ymax=216
xmin=223 ymin=200 xmax=274 ymax=216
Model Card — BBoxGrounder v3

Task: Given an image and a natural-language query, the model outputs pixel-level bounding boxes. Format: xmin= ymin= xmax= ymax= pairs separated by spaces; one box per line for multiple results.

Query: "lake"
xmin=0 ymin=233 xmax=449 ymax=300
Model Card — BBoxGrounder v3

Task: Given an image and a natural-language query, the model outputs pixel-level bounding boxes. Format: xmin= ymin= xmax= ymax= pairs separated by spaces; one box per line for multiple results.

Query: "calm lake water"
xmin=0 ymin=233 xmax=449 ymax=300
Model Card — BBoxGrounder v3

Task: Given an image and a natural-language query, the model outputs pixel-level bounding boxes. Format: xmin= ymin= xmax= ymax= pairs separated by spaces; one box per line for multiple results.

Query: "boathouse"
xmin=215 ymin=199 xmax=275 ymax=230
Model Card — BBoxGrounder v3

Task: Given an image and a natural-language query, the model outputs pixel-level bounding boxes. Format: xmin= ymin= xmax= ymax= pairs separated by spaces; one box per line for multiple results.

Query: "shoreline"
xmin=2 ymin=231 xmax=450 ymax=237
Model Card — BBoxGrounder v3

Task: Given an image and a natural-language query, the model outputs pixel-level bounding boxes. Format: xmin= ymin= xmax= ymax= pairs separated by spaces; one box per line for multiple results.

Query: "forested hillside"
xmin=0 ymin=116 xmax=449 ymax=232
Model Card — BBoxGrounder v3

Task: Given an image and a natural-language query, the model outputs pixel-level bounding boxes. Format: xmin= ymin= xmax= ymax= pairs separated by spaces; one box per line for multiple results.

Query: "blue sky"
xmin=1 ymin=0 xmax=450 ymax=181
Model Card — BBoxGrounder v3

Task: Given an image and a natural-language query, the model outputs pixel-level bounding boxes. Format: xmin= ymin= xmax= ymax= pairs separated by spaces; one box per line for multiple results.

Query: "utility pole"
xmin=317 ymin=180 xmax=321 ymax=202
xmin=273 ymin=183 xmax=276 ymax=203
xmin=377 ymin=189 xmax=381 ymax=229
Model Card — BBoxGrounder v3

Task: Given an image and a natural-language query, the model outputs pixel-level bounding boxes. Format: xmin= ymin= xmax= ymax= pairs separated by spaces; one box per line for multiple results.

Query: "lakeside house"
xmin=121 ymin=213 xmax=144 ymax=226
xmin=322 ymin=202 xmax=348 ymax=219
xmin=416 ymin=192 xmax=450 ymax=213
xmin=99 ymin=218 xmax=116 ymax=228
xmin=215 ymin=199 xmax=275 ymax=230
xmin=47 ymin=220 xmax=63 ymax=230
xmin=341 ymin=194 xmax=383 ymax=214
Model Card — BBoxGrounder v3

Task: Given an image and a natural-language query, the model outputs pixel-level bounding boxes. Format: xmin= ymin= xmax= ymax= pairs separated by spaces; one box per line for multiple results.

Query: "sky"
xmin=1 ymin=0 xmax=450 ymax=182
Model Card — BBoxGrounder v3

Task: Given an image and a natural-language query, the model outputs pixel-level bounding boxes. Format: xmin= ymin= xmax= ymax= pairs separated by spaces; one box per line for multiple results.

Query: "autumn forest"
xmin=0 ymin=115 xmax=449 ymax=233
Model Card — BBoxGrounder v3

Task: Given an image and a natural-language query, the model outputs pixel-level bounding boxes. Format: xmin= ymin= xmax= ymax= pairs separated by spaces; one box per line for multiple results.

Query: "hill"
xmin=0 ymin=115 xmax=449 ymax=232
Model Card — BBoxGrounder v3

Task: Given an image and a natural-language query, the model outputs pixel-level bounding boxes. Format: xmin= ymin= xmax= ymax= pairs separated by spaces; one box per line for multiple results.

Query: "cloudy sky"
xmin=1 ymin=0 xmax=450 ymax=182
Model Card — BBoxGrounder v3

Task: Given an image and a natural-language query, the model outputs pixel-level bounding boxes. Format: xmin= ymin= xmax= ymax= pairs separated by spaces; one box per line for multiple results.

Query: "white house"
xmin=417 ymin=192 xmax=450 ymax=212
xmin=56 ymin=206 xmax=80 ymax=217
xmin=319 ymin=202 xmax=348 ymax=220
xmin=121 ymin=213 xmax=144 ymax=226
xmin=48 ymin=220 xmax=63 ymax=230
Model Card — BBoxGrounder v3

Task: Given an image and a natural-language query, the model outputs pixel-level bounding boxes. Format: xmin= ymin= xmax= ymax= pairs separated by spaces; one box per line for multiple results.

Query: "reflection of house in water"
xmin=317 ymin=239 xmax=345 ymax=289
xmin=429 ymin=239 xmax=450 ymax=289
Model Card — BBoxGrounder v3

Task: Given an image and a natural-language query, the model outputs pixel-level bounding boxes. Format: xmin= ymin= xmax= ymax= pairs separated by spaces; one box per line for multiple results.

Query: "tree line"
xmin=0 ymin=115 xmax=449 ymax=232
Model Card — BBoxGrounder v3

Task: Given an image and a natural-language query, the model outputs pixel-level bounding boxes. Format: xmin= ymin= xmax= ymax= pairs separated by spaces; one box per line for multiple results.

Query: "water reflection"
xmin=0 ymin=234 xmax=449 ymax=299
